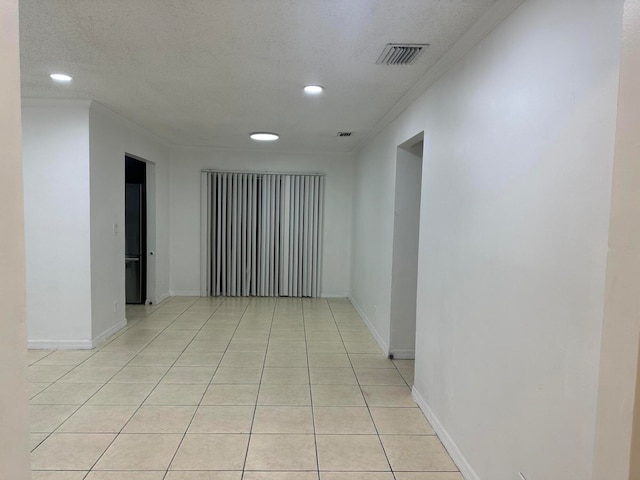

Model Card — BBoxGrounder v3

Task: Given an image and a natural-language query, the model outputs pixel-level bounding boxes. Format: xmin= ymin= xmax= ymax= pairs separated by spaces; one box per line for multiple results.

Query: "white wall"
xmin=593 ymin=1 xmax=640 ymax=478
xmin=89 ymin=102 xmax=171 ymax=343
xmin=350 ymin=132 xmax=395 ymax=350
xmin=351 ymin=1 xmax=623 ymax=479
xmin=1 ymin=1 xmax=32 ymax=476
xmin=22 ymin=100 xmax=93 ymax=347
xmin=21 ymin=100 xmax=171 ymax=348
xmin=389 ymin=143 xmax=422 ymax=358
xmin=169 ymin=147 xmax=353 ymax=297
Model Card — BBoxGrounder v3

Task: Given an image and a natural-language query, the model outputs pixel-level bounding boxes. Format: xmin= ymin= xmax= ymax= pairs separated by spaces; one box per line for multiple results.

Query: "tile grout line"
xmin=29 ymin=297 xmax=223 ymax=475
xmin=31 ymin=298 xmax=192 ymax=477
xmin=30 ymin=297 xmax=440 ymax=477
xmin=327 ymin=298 xmax=397 ymax=479
xmin=80 ymin=297 xmax=202 ymax=476
xmin=240 ymin=296 xmax=277 ymax=479
xmin=302 ymin=298 xmax=321 ymax=480
xmin=163 ymin=296 xmax=250 ymax=479
xmin=30 ymin=298 xmax=197 ymax=471
xmin=33 ymin=299 xmax=186 ymax=401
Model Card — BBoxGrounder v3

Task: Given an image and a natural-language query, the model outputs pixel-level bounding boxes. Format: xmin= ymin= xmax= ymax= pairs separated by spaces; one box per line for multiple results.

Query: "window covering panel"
xmin=200 ymin=171 xmax=324 ymax=297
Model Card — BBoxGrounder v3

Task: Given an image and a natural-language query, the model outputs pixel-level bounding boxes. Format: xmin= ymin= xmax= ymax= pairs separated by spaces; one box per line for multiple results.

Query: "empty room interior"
xmin=3 ymin=0 xmax=640 ymax=479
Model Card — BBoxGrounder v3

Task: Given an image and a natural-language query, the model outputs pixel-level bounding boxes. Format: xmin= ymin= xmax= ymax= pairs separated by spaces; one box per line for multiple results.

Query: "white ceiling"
xmin=19 ymin=0 xmax=497 ymax=152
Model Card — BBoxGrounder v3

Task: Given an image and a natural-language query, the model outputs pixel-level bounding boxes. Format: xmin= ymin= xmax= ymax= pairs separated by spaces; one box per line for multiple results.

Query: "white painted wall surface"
xmin=351 ymin=1 xmax=623 ymax=479
xmin=22 ymin=100 xmax=93 ymax=346
xmin=89 ymin=102 xmax=171 ymax=343
xmin=22 ymin=100 xmax=170 ymax=348
xmin=350 ymin=135 xmax=396 ymax=352
xmin=169 ymin=147 xmax=353 ymax=297
xmin=1 ymin=1 xmax=32 ymax=475
xmin=389 ymin=144 xmax=422 ymax=358
xmin=593 ymin=1 xmax=640 ymax=478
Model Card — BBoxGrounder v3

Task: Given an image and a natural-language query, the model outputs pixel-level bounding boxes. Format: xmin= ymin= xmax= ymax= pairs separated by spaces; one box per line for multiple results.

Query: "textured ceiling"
xmin=19 ymin=0 xmax=497 ymax=152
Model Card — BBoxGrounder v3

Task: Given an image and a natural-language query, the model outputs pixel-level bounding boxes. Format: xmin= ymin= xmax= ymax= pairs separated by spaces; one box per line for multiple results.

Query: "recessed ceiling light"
xmin=50 ymin=73 xmax=73 ymax=82
xmin=250 ymin=132 xmax=279 ymax=141
xmin=304 ymin=85 xmax=324 ymax=95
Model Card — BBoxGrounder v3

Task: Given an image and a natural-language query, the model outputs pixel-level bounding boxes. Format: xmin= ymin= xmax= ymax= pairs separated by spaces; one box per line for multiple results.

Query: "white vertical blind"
xmin=200 ymin=171 xmax=324 ymax=297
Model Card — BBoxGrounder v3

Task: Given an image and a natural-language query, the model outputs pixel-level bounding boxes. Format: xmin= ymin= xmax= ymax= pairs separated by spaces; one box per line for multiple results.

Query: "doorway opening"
xmin=389 ymin=132 xmax=424 ymax=359
xmin=125 ymin=156 xmax=147 ymax=304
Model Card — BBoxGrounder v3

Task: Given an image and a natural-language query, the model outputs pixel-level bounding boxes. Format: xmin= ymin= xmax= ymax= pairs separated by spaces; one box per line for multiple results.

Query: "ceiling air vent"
xmin=376 ymin=43 xmax=429 ymax=65
xmin=337 ymin=132 xmax=353 ymax=137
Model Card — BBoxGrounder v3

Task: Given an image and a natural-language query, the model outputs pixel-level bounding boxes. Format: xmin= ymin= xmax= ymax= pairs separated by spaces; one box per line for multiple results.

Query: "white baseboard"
xmin=27 ymin=339 xmax=94 ymax=350
xmin=151 ymin=292 xmax=170 ymax=305
xmin=389 ymin=349 xmax=415 ymax=359
xmin=169 ymin=291 xmax=201 ymax=297
xmin=348 ymin=295 xmax=389 ymax=355
xmin=321 ymin=293 xmax=350 ymax=299
xmin=91 ymin=319 xmax=128 ymax=348
xmin=412 ymin=386 xmax=479 ymax=480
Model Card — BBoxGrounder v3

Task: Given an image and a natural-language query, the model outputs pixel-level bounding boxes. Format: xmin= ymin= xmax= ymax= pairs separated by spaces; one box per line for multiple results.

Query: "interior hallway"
xmin=28 ymin=297 xmax=459 ymax=479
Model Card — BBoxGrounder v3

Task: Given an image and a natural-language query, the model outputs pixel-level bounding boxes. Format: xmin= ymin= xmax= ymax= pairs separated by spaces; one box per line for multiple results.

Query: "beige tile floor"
xmin=28 ymin=297 xmax=463 ymax=480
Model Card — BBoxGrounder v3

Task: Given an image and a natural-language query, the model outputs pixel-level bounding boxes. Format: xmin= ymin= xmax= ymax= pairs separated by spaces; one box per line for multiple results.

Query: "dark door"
xmin=125 ymin=157 xmax=146 ymax=304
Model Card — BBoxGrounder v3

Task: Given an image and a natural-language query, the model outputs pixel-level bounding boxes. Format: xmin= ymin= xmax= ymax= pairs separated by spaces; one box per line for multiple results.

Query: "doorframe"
xmin=389 ymin=131 xmax=424 ymax=359
xmin=125 ymin=153 xmax=156 ymax=304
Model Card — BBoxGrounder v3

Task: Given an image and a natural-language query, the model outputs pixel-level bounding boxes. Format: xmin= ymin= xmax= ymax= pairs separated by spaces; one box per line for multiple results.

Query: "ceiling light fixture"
xmin=250 ymin=132 xmax=279 ymax=141
xmin=50 ymin=73 xmax=73 ymax=82
xmin=304 ymin=85 xmax=324 ymax=95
